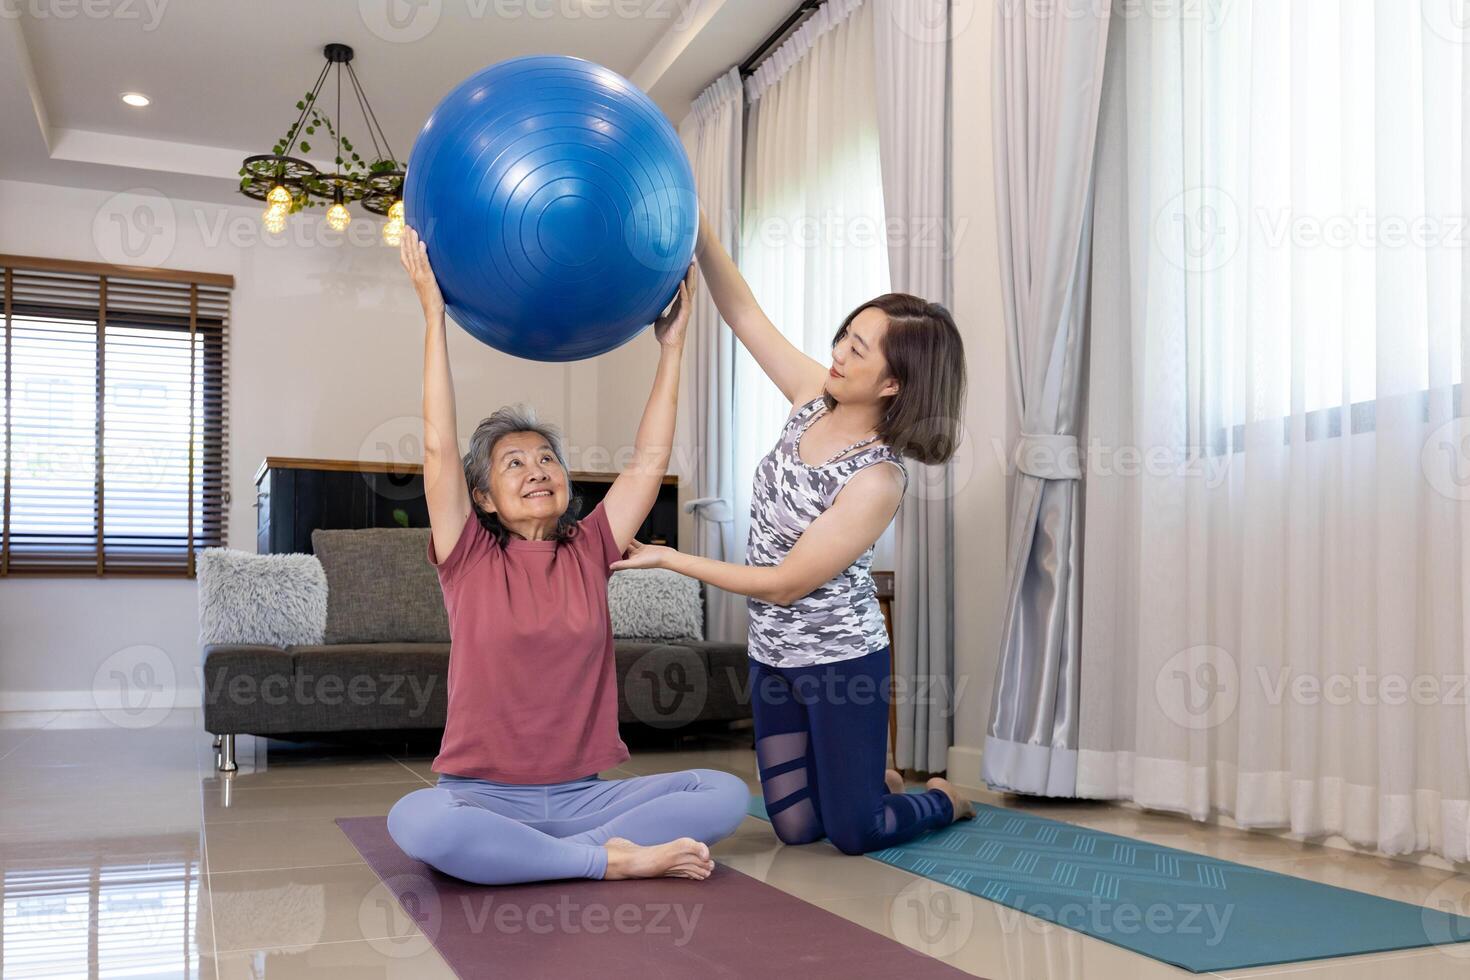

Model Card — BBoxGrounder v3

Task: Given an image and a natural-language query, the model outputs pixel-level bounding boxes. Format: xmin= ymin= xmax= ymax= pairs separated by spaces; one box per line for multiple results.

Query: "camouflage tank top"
xmin=745 ymin=396 xmax=906 ymax=667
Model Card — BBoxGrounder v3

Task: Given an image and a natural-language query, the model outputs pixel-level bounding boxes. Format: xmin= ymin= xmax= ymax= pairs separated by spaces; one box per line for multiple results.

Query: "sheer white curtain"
xmin=1081 ymin=1 xmax=1470 ymax=860
xmin=680 ymin=69 xmax=747 ymax=643
xmin=736 ymin=0 xmax=891 ymax=558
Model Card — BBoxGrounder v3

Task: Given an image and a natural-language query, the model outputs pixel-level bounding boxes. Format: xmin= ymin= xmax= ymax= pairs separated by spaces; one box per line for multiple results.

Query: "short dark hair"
xmin=826 ymin=293 xmax=966 ymax=464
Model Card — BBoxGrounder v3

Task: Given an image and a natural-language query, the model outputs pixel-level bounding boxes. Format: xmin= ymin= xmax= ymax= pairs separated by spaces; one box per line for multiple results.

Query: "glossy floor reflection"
xmin=0 ymin=710 xmax=1467 ymax=978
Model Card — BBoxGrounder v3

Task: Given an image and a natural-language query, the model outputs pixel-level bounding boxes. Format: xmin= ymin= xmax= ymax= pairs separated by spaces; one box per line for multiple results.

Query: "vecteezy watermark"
xmin=622 ymin=646 xmax=709 ymax=729
xmin=995 ymin=897 xmax=1235 ymax=946
xmin=358 ymin=0 xmax=700 ymax=43
xmin=0 ymin=0 xmax=170 ymax=29
xmin=1421 ymin=875 xmax=1470 ymax=960
xmin=889 ymin=0 xmax=976 ymax=45
xmin=360 ymin=875 xmax=704 ymax=956
xmin=93 ymin=188 xmax=177 ymax=268
xmin=997 ymin=0 xmax=1235 ymax=32
xmin=92 ymin=644 xmax=177 ymax=729
xmin=199 ymin=669 xmax=439 ymax=717
xmin=1255 ymin=667 xmax=1469 ymax=708
xmin=740 ymin=211 xmax=971 ymax=262
xmin=1421 ymin=416 xmax=1470 ymax=501
xmin=357 ymin=415 xmax=440 ymax=504
xmin=1154 ymin=185 xmax=1242 ymax=274
xmin=1155 ymin=645 xmax=1239 ymax=732
xmin=1424 ymin=0 xmax=1470 ymax=46
xmin=991 ymin=435 xmax=1234 ymax=489
xmin=889 ymin=878 xmax=976 ymax=957
xmin=361 ymin=873 xmax=440 ymax=959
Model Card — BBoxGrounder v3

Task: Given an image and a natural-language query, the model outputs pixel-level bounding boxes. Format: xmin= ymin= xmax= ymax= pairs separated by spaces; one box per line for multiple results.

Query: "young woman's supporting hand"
xmin=694 ymin=206 xmax=827 ymax=405
xmin=602 ymin=264 xmax=697 ymax=553
xmin=610 ymin=461 xmax=903 ymax=605
xmin=401 ymin=226 xmax=472 ymax=560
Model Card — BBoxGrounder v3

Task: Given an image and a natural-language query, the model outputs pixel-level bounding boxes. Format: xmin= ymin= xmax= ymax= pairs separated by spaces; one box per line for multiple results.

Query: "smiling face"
xmin=825 ymin=307 xmax=900 ymax=407
xmin=474 ymin=430 xmax=570 ymax=531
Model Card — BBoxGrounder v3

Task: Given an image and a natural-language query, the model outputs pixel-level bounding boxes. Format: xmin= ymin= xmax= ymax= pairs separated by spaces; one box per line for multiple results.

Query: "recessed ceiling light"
xmin=121 ymin=92 xmax=150 ymax=108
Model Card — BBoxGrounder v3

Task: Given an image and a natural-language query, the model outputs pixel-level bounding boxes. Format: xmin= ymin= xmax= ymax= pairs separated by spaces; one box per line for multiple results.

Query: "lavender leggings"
xmin=387 ymin=768 xmax=749 ymax=885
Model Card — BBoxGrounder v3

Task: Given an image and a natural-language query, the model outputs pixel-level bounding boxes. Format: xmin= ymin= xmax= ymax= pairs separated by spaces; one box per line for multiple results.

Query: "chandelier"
xmin=238 ymin=43 xmax=406 ymax=244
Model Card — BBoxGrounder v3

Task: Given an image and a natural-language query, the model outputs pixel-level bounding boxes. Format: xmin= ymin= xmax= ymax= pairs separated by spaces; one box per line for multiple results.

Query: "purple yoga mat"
xmin=336 ymin=816 xmax=978 ymax=979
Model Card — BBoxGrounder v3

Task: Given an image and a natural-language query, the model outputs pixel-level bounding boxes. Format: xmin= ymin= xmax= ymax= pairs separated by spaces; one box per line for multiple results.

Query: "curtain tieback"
xmin=1013 ymin=433 xmax=1082 ymax=480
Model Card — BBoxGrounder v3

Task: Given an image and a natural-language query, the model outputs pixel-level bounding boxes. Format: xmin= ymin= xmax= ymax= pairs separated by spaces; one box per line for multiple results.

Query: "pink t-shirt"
xmin=427 ymin=501 xmax=630 ymax=784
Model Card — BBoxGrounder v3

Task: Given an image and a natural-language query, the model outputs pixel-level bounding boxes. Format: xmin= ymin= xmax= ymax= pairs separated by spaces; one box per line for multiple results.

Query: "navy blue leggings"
xmin=750 ymin=647 xmax=953 ymax=855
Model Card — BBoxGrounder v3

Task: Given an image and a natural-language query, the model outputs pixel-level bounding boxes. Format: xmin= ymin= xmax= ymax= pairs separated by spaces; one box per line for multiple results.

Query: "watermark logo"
xmin=1155 ymin=645 xmax=1238 ymax=731
xmin=358 ymin=414 xmax=439 ymax=503
xmin=889 ymin=878 xmax=975 ymax=957
xmin=361 ymin=873 xmax=440 ymax=958
xmin=1 ymin=0 xmax=171 ymax=29
xmin=891 ymin=0 xmax=976 ymax=45
xmin=1422 ymin=875 xmax=1470 ymax=959
xmin=93 ymin=188 xmax=176 ymax=268
xmin=623 ymin=646 xmax=708 ymax=729
xmin=1424 ymin=0 xmax=1470 ymax=46
xmin=92 ymin=644 xmax=176 ymax=729
xmin=1421 ymin=417 xmax=1470 ymax=502
xmin=359 ymin=0 xmax=442 ymax=42
xmin=625 ymin=188 xmax=699 ymax=275
xmin=1154 ymin=185 xmax=1241 ymax=274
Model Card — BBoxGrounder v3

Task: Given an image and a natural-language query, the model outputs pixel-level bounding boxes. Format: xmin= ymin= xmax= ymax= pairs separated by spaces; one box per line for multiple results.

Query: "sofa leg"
xmin=213 ymin=733 xmax=222 ymax=748
xmin=217 ymin=733 xmax=238 ymax=773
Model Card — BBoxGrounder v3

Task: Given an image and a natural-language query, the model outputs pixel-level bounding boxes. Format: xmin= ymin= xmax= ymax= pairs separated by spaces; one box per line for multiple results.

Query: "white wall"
xmin=0 ymin=177 xmax=580 ymax=707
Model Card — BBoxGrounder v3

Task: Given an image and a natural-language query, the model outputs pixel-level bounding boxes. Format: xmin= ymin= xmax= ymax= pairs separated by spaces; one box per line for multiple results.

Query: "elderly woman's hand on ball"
xmin=652 ymin=263 xmax=696 ymax=350
xmin=400 ymin=226 xmax=446 ymax=321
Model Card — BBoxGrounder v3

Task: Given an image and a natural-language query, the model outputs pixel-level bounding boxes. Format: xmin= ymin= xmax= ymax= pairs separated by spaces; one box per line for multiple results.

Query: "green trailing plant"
xmin=238 ymin=90 xmax=405 ymax=213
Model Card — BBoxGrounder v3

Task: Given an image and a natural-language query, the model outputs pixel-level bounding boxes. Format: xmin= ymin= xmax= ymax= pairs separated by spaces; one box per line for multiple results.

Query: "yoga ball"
xmin=403 ymin=55 xmax=697 ymax=362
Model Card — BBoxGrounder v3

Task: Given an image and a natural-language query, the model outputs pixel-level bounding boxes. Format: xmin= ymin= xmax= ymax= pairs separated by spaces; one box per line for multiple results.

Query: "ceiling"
xmin=0 ymin=0 xmax=793 ymax=207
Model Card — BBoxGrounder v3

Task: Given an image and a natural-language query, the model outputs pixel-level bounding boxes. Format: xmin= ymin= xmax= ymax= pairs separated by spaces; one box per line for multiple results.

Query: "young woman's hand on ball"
xmin=399 ymin=226 xmax=446 ymax=321
xmin=653 ymin=263 xmax=696 ymax=349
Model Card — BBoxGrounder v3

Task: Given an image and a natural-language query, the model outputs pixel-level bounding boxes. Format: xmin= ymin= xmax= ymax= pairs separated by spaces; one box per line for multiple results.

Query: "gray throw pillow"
xmin=608 ymin=569 xmax=704 ymax=641
xmin=312 ymin=528 xmax=450 ymax=644
xmin=197 ymin=548 xmax=327 ymax=648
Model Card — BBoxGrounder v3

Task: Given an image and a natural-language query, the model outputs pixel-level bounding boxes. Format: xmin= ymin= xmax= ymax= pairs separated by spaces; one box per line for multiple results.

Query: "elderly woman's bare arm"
xmin=401 ymin=226 xmax=472 ymax=560
xmin=601 ymin=265 xmax=695 ymax=552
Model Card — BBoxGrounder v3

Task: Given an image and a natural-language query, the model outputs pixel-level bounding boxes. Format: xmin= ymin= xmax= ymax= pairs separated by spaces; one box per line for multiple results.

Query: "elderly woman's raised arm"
xmin=601 ymin=265 xmax=695 ymax=553
xmin=401 ymin=226 xmax=473 ymax=560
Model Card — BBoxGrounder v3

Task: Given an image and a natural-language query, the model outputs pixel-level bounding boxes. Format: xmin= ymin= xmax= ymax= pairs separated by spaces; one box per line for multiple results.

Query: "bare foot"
xmin=884 ymin=768 xmax=905 ymax=795
xmin=926 ymin=777 xmax=975 ymax=822
xmin=603 ymin=836 xmax=714 ymax=881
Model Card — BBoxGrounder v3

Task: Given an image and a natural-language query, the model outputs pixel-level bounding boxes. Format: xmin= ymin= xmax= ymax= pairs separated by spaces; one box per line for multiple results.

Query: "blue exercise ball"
xmin=403 ymin=55 xmax=696 ymax=362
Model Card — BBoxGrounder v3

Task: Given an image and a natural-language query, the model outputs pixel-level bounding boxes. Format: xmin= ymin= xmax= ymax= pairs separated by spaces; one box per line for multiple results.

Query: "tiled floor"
xmin=1 ymin=709 xmax=1467 ymax=978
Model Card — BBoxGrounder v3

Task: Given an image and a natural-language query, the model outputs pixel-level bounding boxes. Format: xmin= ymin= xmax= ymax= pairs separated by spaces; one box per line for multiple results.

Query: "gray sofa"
xmin=200 ymin=527 xmax=752 ymax=771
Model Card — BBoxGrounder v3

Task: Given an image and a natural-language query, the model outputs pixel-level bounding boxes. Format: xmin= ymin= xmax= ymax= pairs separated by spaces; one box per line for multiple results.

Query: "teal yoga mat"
xmin=746 ymin=795 xmax=1470 ymax=973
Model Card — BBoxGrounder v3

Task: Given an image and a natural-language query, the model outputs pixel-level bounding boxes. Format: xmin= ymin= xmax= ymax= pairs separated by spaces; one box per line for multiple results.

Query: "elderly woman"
xmin=386 ymin=227 xmax=747 ymax=886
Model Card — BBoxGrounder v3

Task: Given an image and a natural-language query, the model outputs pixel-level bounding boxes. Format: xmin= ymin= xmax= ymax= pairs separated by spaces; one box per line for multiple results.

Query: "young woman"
xmin=610 ymin=211 xmax=971 ymax=856
xmin=386 ymin=226 xmax=748 ymax=886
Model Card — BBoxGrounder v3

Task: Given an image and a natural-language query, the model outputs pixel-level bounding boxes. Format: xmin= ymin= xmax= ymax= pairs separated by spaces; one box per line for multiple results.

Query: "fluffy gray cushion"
xmin=608 ymin=569 xmax=704 ymax=641
xmin=197 ymin=548 xmax=327 ymax=648
xmin=311 ymin=528 xmax=450 ymax=644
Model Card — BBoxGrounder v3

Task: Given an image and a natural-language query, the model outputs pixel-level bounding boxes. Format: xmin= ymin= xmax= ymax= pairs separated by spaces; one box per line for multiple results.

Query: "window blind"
xmin=1 ymin=256 xmax=232 ymax=576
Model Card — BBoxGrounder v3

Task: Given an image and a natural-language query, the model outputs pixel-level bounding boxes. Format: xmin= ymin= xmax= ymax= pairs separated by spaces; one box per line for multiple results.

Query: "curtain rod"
xmin=739 ymin=0 xmax=824 ymax=79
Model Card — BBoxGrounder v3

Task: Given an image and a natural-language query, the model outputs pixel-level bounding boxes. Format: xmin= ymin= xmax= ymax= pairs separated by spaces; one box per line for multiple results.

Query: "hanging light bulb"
xmin=325 ymin=188 xmax=351 ymax=232
xmin=263 ymin=204 xmax=287 ymax=235
xmin=267 ymin=183 xmax=292 ymax=208
xmin=382 ymin=199 xmax=405 ymax=245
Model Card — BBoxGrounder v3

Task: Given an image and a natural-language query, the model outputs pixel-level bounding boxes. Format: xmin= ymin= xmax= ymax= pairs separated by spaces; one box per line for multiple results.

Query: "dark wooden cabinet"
xmin=254 ymin=456 xmax=679 ymax=555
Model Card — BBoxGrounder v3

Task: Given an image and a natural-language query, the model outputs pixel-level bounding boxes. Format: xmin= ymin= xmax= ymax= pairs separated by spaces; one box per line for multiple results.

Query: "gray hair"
xmin=462 ymin=404 xmax=579 ymax=543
